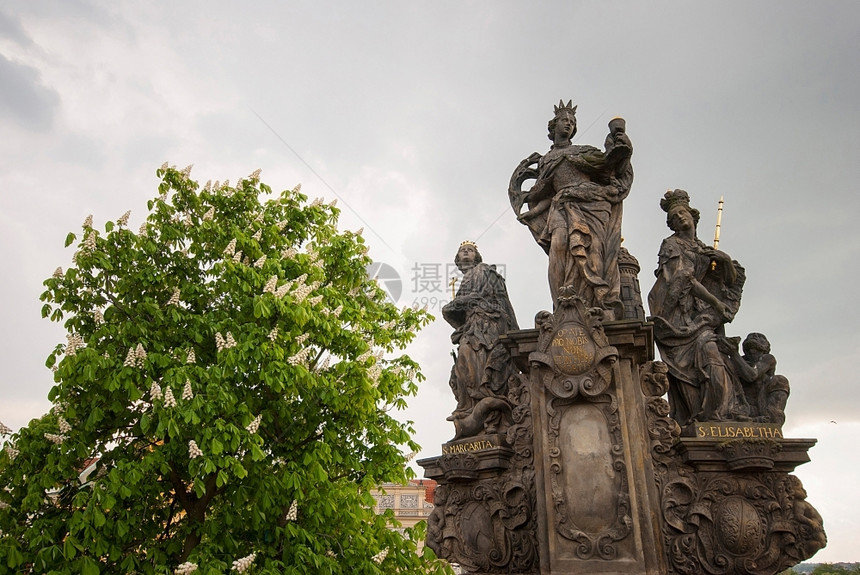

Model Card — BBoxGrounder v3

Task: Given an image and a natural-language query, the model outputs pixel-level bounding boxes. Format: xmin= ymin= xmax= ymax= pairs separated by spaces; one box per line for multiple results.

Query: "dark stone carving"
xmin=509 ymin=101 xmax=634 ymax=317
xmin=725 ymin=333 xmax=791 ymax=425
xmin=442 ymin=241 xmax=519 ymax=440
xmin=421 ymin=242 xmax=537 ymax=573
xmin=648 ymin=189 xmax=749 ymax=429
xmin=420 ymin=106 xmax=825 ymax=575
xmin=618 ymin=246 xmax=647 ymax=321
xmin=421 ymin=370 xmax=539 ymax=573
xmin=640 ymin=360 xmax=826 ymax=574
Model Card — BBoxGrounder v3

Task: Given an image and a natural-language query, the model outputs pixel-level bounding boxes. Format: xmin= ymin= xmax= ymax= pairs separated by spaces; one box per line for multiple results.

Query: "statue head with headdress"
xmin=454 ymin=240 xmax=482 ymax=271
xmin=660 ymin=189 xmax=701 ymax=232
xmin=547 ymin=99 xmax=578 ymax=142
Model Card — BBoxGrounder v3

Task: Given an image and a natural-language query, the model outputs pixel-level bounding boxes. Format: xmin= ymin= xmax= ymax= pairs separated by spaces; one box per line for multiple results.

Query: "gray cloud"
xmin=0 ymin=54 xmax=59 ymax=131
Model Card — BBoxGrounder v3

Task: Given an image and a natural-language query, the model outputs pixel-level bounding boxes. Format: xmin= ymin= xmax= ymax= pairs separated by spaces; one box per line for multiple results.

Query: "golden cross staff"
xmin=713 ymin=196 xmax=724 ymax=249
xmin=449 ymin=277 xmax=458 ymax=299
xmin=711 ymin=196 xmax=724 ymax=270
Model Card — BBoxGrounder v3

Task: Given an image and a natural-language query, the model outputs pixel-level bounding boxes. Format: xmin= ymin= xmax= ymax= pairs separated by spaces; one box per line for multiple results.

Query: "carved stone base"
xmin=420 ymin=373 xmax=539 ymax=573
xmin=642 ymin=362 xmax=827 ymax=575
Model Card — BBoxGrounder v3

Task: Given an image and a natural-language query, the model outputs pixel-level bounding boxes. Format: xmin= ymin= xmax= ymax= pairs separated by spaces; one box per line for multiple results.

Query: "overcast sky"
xmin=1 ymin=0 xmax=858 ymax=564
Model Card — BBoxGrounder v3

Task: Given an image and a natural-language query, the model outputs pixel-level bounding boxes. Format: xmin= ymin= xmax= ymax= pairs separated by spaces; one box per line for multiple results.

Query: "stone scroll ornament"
xmin=509 ymin=100 xmax=634 ymax=319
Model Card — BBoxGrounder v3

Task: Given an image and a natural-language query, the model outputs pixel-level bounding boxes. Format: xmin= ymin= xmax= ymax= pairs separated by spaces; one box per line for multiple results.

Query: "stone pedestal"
xmin=503 ymin=308 xmax=666 ymax=575
xmin=420 ymin=311 xmax=824 ymax=574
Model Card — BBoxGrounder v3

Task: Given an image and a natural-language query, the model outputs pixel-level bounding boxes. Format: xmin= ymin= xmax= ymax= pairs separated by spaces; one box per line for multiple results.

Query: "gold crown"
xmin=459 ymin=240 xmax=477 ymax=249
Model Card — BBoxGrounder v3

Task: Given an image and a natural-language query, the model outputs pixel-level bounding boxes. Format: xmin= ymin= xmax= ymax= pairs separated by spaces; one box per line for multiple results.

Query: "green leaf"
xmin=65 ymin=232 xmax=77 ymax=247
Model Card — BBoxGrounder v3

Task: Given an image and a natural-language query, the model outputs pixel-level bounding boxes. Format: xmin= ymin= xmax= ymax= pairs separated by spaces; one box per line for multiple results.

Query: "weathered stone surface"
xmin=509 ymin=101 xmax=633 ymax=316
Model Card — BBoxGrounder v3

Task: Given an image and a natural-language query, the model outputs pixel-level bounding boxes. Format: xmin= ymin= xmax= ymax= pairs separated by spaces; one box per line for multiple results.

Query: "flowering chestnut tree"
xmin=0 ymin=165 xmax=444 ymax=574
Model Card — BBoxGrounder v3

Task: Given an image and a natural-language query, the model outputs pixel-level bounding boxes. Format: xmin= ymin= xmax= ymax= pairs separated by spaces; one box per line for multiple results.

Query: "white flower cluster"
xmin=314 ymin=356 xmax=330 ymax=373
xmin=246 ymin=414 xmax=262 ymax=434
xmin=51 ymin=402 xmax=65 ymax=416
xmin=118 ymin=210 xmax=131 ymax=227
xmin=329 ymin=198 xmax=337 ymax=207
xmin=367 ymin=364 xmax=382 ymax=387
xmin=295 ymin=333 xmax=309 ymax=346
xmin=175 ymin=562 xmax=198 ymax=574
xmin=285 ymin=499 xmax=298 ymax=521
xmin=0 ymin=421 xmax=12 ymax=435
xmin=124 ymin=344 xmax=147 ymax=368
xmin=355 ymin=350 xmax=373 ymax=363
xmin=406 ymin=450 xmax=418 ymax=462
xmin=168 ymin=288 xmax=181 ymax=306
xmin=57 ymin=416 xmax=71 ymax=434
xmin=287 ymin=347 xmax=313 ymax=367
xmin=291 ymin=277 xmax=320 ymax=304
xmin=382 ymin=320 xmax=396 ymax=330
xmin=268 ymin=327 xmax=278 ymax=342
xmin=151 ymin=381 xmax=163 ymax=401
xmin=307 ymin=294 xmax=323 ymax=306
xmin=215 ymin=332 xmax=237 ymax=352
xmin=81 ymin=231 xmax=97 ymax=254
xmin=184 ymin=214 xmax=193 ymax=228
xmin=53 ymin=267 xmax=63 ymax=278
xmin=232 ymin=251 xmax=243 ymax=263
xmin=202 ymin=206 xmax=215 ymax=221
xmin=251 ymin=230 xmax=262 ymax=242
xmin=187 ymin=349 xmax=196 ymax=364
xmin=65 ymin=333 xmax=84 ymax=356
xmin=181 ymin=164 xmax=193 ymax=178
xmin=5 ymin=445 xmax=19 ymax=459
xmin=254 ymin=212 xmax=264 ymax=223
xmin=310 ymin=197 xmax=323 ymax=207
xmin=203 ymin=180 xmax=212 ymax=191
xmin=164 ymin=387 xmax=177 ymax=408
xmin=232 ymin=552 xmax=256 ymax=573
xmin=224 ymin=239 xmax=237 ymax=257
xmin=44 ymin=433 xmax=65 ymax=445
xmin=0 ymin=501 xmax=8 ymax=509
xmin=372 ymin=549 xmax=388 ymax=564
xmin=188 ymin=440 xmax=203 ymax=459
xmin=281 ymin=246 xmax=297 ymax=259
xmin=253 ymin=255 xmax=267 ymax=268
xmin=83 ymin=214 xmax=93 ymax=228
xmin=276 ymin=220 xmax=289 ymax=231
xmin=139 ymin=222 xmax=148 ymax=237
xmin=94 ymin=309 xmax=104 ymax=324
xmin=355 ymin=227 xmax=364 ymax=236
xmin=249 ymin=168 xmax=262 ymax=180
xmin=182 ymin=380 xmax=193 ymax=401
xmin=263 ymin=276 xmax=278 ymax=294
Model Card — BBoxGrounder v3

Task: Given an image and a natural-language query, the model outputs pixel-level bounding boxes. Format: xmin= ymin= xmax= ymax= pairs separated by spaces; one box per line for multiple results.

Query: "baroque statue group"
xmin=419 ymin=100 xmax=825 ymax=575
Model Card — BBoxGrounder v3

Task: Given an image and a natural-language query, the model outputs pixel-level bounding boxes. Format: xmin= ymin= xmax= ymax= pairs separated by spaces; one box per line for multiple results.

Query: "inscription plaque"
xmin=549 ymin=325 xmax=595 ymax=375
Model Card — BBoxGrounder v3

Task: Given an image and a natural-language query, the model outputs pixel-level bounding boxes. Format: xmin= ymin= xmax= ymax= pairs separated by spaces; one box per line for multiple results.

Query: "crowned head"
xmin=660 ymin=189 xmax=701 ymax=232
xmin=547 ymin=99 xmax=578 ymax=141
xmin=455 ymin=240 xmax=482 ymax=270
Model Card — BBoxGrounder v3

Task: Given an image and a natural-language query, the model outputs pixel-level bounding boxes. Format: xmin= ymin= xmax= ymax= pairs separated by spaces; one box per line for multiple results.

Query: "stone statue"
xmin=442 ymin=242 xmax=519 ymax=439
xmin=509 ymin=101 xmax=634 ymax=318
xmin=723 ymin=332 xmax=791 ymax=425
xmin=648 ymin=189 xmax=748 ymax=429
